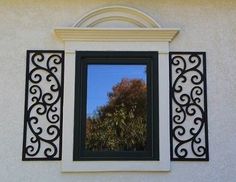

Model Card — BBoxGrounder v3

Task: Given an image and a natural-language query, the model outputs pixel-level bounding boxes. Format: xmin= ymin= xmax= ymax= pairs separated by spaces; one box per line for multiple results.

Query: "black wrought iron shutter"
xmin=22 ymin=50 xmax=64 ymax=160
xmin=169 ymin=52 xmax=209 ymax=161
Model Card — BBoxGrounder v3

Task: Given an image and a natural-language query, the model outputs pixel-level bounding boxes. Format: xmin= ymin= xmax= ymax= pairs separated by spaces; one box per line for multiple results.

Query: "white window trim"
xmin=54 ymin=5 xmax=179 ymax=172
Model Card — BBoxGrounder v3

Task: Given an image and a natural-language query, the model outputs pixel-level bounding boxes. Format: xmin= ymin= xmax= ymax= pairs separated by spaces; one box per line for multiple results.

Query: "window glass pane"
xmin=86 ymin=65 xmax=148 ymax=152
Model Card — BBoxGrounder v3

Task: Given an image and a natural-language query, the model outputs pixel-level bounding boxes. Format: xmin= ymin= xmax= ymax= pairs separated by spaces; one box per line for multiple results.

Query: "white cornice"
xmin=54 ymin=28 xmax=179 ymax=42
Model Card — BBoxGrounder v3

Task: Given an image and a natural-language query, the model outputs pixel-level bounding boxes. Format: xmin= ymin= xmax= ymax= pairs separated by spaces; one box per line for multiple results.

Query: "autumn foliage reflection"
xmin=86 ymin=78 xmax=147 ymax=151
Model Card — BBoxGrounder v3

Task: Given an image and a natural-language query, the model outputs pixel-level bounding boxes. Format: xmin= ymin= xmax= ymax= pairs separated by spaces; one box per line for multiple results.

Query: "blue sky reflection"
xmin=87 ymin=65 xmax=146 ymax=116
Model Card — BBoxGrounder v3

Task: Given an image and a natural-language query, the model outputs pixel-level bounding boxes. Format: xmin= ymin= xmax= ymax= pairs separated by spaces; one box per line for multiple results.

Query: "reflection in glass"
xmin=85 ymin=65 xmax=147 ymax=152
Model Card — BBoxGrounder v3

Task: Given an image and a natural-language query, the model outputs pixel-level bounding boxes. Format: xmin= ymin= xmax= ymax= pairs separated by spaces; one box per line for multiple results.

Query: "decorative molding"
xmin=54 ymin=28 xmax=179 ymax=42
xmin=73 ymin=6 xmax=161 ymax=28
xmin=55 ymin=5 xmax=179 ymax=43
xmin=22 ymin=50 xmax=64 ymax=160
xmin=169 ymin=52 xmax=209 ymax=161
xmin=61 ymin=39 xmax=171 ymax=172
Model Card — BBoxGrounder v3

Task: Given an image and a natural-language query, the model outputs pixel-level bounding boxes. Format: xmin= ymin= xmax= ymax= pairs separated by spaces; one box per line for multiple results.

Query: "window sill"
xmin=61 ymin=161 xmax=170 ymax=172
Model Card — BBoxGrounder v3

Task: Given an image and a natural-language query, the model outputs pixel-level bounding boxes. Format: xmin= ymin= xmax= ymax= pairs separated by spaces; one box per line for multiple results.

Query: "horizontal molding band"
xmin=54 ymin=28 xmax=179 ymax=42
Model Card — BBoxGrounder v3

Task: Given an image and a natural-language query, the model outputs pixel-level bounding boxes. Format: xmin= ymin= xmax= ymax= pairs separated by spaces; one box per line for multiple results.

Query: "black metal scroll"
xmin=22 ymin=50 xmax=64 ymax=160
xmin=169 ymin=52 xmax=209 ymax=161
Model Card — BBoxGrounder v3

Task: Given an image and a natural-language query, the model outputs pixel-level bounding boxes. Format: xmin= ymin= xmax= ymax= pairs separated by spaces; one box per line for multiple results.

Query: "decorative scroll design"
xmin=22 ymin=50 xmax=64 ymax=160
xmin=169 ymin=52 xmax=209 ymax=161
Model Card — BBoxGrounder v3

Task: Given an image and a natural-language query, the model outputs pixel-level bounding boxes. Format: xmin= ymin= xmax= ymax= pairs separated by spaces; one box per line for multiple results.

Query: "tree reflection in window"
xmin=85 ymin=65 xmax=147 ymax=152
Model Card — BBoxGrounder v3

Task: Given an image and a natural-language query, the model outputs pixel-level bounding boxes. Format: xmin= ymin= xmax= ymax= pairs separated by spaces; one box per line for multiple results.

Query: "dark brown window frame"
xmin=73 ymin=51 xmax=159 ymax=161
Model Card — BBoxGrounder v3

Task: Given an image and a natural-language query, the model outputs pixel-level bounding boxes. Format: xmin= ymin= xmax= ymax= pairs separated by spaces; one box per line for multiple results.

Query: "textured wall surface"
xmin=0 ymin=0 xmax=236 ymax=181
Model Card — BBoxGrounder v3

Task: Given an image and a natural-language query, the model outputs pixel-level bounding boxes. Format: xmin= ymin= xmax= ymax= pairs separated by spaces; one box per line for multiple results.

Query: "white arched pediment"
xmin=73 ymin=6 xmax=161 ymax=28
xmin=55 ymin=5 xmax=179 ymax=42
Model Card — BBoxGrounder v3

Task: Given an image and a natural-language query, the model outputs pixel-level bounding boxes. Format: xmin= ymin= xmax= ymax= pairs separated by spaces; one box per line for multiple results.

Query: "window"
xmin=55 ymin=5 xmax=179 ymax=171
xmin=73 ymin=51 xmax=159 ymax=161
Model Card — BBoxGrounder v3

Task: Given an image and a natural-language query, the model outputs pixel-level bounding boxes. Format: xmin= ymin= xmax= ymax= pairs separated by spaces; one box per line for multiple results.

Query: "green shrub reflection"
xmin=85 ymin=78 xmax=147 ymax=151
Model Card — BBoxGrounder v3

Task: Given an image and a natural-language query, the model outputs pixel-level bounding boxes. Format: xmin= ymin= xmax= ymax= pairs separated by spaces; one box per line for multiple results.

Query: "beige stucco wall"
xmin=0 ymin=0 xmax=236 ymax=181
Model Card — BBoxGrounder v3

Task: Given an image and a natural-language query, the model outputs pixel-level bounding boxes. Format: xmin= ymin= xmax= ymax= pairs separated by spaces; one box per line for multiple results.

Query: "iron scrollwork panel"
xmin=22 ymin=50 xmax=64 ymax=160
xmin=169 ymin=52 xmax=209 ymax=161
